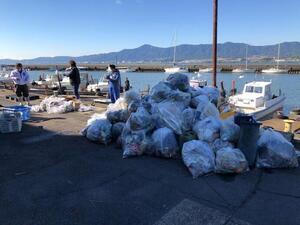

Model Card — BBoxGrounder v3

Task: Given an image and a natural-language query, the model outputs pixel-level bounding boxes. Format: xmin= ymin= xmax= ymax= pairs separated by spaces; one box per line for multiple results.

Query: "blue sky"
xmin=0 ymin=0 xmax=299 ymax=59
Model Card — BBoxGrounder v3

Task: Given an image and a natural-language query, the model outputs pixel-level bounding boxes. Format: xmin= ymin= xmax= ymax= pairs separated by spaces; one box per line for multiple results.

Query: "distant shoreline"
xmin=14 ymin=63 xmax=300 ymax=74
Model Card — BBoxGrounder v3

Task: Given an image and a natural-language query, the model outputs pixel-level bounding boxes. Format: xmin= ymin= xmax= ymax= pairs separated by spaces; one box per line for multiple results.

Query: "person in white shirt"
xmin=10 ymin=63 xmax=30 ymax=105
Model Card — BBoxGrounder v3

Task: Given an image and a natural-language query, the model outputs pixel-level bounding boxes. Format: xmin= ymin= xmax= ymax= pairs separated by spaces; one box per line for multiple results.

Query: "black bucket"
xmin=236 ymin=115 xmax=261 ymax=167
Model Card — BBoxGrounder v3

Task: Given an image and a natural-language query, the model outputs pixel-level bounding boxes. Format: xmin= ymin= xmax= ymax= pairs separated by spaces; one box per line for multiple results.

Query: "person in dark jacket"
xmin=124 ymin=77 xmax=130 ymax=91
xmin=106 ymin=64 xmax=120 ymax=103
xmin=67 ymin=60 xmax=81 ymax=99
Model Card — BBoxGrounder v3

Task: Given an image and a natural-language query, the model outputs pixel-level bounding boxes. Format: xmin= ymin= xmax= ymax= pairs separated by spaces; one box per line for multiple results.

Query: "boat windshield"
xmin=245 ymin=86 xmax=263 ymax=93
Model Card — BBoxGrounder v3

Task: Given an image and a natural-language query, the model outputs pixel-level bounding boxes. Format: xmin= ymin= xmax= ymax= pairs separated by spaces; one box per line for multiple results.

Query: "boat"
xmin=232 ymin=45 xmax=255 ymax=73
xmin=198 ymin=68 xmax=213 ymax=73
xmin=189 ymin=74 xmax=207 ymax=88
xmin=87 ymin=76 xmax=124 ymax=95
xmin=164 ymin=31 xmax=188 ymax=74
xmin=0 ymin=70 xmax=12 ymax=84
xmin=262 ymin=43 xmax=287 ymax=74
xmin=106 ymin=66 xmax=135 ymax=73
xmin=228 ymin=81 xmax=285 ymax=120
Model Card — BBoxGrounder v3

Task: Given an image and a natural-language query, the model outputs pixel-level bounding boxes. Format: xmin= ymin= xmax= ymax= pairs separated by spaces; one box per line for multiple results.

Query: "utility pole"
xmin=212 ymin=0 xmax=218 ymax=87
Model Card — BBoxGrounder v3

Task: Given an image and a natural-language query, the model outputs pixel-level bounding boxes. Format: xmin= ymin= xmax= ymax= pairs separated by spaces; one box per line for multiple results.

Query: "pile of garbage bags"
xmin=82 ymin=73 xmax=299 ymax=178
xmin=31 ymin=96 xmax=94 ymax=114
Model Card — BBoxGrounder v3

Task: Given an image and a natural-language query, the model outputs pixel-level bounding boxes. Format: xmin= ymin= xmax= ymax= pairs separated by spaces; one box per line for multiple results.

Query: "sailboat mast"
xmin=173 ymin=31 xmax=177 ymax=66
xmin=276 ymin=43 xmax=280 ymax=70
xmin=245 ymin=45 xmax=248 ymax=70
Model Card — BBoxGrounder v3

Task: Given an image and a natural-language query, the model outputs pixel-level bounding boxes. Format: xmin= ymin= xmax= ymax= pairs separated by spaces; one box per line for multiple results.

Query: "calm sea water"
xmin=29 ymin=70 xmax=300 ymax=113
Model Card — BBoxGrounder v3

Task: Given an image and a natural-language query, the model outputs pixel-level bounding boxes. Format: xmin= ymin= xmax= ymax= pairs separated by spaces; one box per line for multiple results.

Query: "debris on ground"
xmin=31 ymin=96 xmax=94 ymax=114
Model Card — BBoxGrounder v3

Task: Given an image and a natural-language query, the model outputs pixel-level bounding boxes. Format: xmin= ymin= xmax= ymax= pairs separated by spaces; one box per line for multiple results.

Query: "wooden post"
xmin=212 ymin=0 xmax=218 ymax=87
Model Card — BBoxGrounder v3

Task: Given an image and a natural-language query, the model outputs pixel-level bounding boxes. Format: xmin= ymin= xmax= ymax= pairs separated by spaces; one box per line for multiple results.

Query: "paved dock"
xmin=1 ymin=90 xmax=300 ymax=225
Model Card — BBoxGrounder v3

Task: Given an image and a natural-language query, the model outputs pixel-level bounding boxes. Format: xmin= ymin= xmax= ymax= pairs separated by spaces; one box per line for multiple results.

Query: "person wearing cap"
xmin=106 ymin=64 xmax=121 ymax=103
xmin=10 ymin=63 xmax=30 ymax=105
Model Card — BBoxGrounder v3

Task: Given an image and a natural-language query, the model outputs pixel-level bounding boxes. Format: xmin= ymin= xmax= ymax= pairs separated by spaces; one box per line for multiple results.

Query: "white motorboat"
xmin=164 ymin=66 xmax=188 ymax=74
xmin=87 ymin=76 xmax=109 ymax=93
xmin=198 ymin=68 xmax=213 ymax=73
xmin=0 ymin=71 xmax=12 ymax=84
xmin=232 ymin=45 xmax=255 ymax=73
xmin=107 ymin=66 xmax=135 ymax=73
xmin=262 ymin=43 xmax=287 ymax=74
xmin=228 ymin=81 xmax=285 ymax=120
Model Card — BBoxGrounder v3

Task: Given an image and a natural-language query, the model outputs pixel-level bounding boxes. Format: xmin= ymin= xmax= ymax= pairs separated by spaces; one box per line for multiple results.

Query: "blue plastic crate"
xmin=4 ymin=106 xmax=31 ymax=121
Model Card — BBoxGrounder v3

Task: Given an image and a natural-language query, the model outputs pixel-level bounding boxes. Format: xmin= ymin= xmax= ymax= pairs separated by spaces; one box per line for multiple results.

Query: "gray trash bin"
xmin=236 ymin=115 xmax=261 ymax=167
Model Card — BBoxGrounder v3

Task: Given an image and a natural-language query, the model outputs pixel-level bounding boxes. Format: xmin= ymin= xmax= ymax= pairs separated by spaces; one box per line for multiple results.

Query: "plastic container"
xmin=237 ymin=115 xmax=261 ymax=167
xmin=0 ymin=111 xmax=22 ymax=133
xmin=4 ymin=106 xmax=31 ymax=121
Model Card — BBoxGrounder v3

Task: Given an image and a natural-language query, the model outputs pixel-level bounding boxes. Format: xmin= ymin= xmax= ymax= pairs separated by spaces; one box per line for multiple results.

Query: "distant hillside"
xmin=1 ymin=42 xmax=300 ymax=65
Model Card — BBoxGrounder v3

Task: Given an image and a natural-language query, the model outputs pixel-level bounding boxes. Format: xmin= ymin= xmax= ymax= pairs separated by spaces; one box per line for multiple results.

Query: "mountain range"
xmin=1 ymin=42 xmax=300 ymax=65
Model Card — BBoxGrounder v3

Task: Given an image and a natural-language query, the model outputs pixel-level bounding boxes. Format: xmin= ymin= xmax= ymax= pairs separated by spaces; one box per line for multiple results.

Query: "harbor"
xmin=2 ymin=0 xmax=300 ymax=224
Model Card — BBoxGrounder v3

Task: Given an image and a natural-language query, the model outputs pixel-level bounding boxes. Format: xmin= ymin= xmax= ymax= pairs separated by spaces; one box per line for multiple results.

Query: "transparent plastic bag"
xmin=198 ymin=102 xmax=220 ymax=120
xmin=124 ymin=90 xmax=141 ymax=105
xmin=112 ymin=122 xmax=125 ymax=140
xmin=166 ymin=73 xmax=190 ymax=92
xmin=86 ymin=119 xmax=112 ymax=144
xmin=151 ymin=127 xmax=179 ymax=158
xmin=182 ymin=108 xmax=195 ymax=132
xmin=106 ymin=109 xmax=130 ymax=123
xmin=220 ymin=119 xmax=240 ymax=142
xmin=150 ymin=81 xmax=176 ymax=103
xmin=210 ymin=138 xmax=234 ymax=153
xmin=122 ymin=129 xmax=146 ymax=158
xmin=193 ymin=116 xmax=222 ymax=143
xmin=256 ymin=129 xmax=299 ymax=168
xmin=215 ymin=147 xmax=249 ymax=173
xmin=156 ymin=101 xmax=185 ymax=135
xmin=182 ymin=140 xmax=215 ymax=178
xmin=191 ymin=94 xmax=209 ymax=109
xmin=128 ymin=107 xmax=154 ymax=131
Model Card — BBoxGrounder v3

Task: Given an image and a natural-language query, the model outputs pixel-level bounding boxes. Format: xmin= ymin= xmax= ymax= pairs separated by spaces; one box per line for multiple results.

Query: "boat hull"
xmin=164 ymin=67 xmax=188 ymax=73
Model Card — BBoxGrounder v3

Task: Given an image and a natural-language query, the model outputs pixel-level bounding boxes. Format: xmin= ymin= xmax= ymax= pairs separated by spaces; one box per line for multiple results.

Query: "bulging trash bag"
xmin=188 ymin=87 xmax=205 ymax=98
xmin=140 ymin=136 xmax=155 ymax=156
xmin=182 ymin=140 xmax=215 ymax=178
xmin=151 ymin=127 xmax=179 ymax=158
xmin=122 ymin=129 xmax=146 ymax=158
xmin=201 ymin=86 xmax=220 ymax=103
xmin=128 ymin=107 xmax=154 ymax=131
xmin=150 ymin=82 xmax=176 ymax=103
xmin=124 ymin=90 xmax=141 ymax=105
xmin=86 ymin=119 xmax=112 ymax=144
xmin=220 ymin=119 xmax=240 ymax=142
xmin=47 ymin=100 xmax=74 ymax=114
xmin=128 ymin=100 xmax=141 ymax=114
xmin=198 ymin=102 xmax=220 ymax=120
xmin=191 ymin=94 xmax=209 ymax=109
xmin=182 ymin=108 xmax=195 ymax=132
xmin=106 ymin=109 xmax=130 ymax=124
xmin=172 ymin=90 xmax=191 ymax=107
xmin=156 ymin=101 xmax=185 ymax=135
xmin=112 ymin=122 xmax=125 ymax=140
xmin=256 ymin=129 xmax=299 ymax=168
xmin=210 ymin=138 xmax=234 ymax=153
xmin=178 ymin=131 xmax=198 ymax=148
xmin=215 ymin=147 xmax=249 ymax=173
xmin=193 ymin=116 xmax=222 ymax=143
xmin=166 ymin=73 xmax=190 ymax=92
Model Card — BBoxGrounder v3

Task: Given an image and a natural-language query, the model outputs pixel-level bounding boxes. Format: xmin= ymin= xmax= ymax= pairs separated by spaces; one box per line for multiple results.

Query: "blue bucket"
xmin=4 ymin=106 xmax=31 ymax=121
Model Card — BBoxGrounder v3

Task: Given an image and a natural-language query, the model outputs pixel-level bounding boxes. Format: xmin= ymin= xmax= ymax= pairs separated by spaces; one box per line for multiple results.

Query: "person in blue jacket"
xmin=106 ymin=64 xmax=121 ymax=103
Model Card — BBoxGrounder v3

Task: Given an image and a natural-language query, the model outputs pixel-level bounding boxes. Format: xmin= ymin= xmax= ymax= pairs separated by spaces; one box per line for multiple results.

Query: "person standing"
xmin=124 ymin=77 xmax=130 ymax=91
xmin=106 ymin=64 xmax=121 ymax=103
xmin=10 ymin=63 xmax=30 ymax=105
xmin=66 ymin=60 xmax=81 ymax=99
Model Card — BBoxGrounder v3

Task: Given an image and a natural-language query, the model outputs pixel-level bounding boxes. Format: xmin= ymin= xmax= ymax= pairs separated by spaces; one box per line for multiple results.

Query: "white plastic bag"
xmin=182 ymin=140 xmax=215 ymax=178
xmin=122 ymin=129 xmax=147 ymax=158
xmin=112 ymin=122 xmax=125 ymax=140
xmin=128 ymin=107 xmax=153 ymax=131
xmin=151 ymin=127 xmax=179 ymax=158
xmin=215 ymin=147 xmax=249 ymax=173
xmin=150 ymin=82 xmax=175 ymax=103
xmin=199 ymin=102 xmax=220 ymax=120
xmin=193 ymin=116 xmax=221 ymax=143
xmin=124 ymin=90 xmax=141 ymax=105
xmin=256 ymin=129 xmax=299 ymax=168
